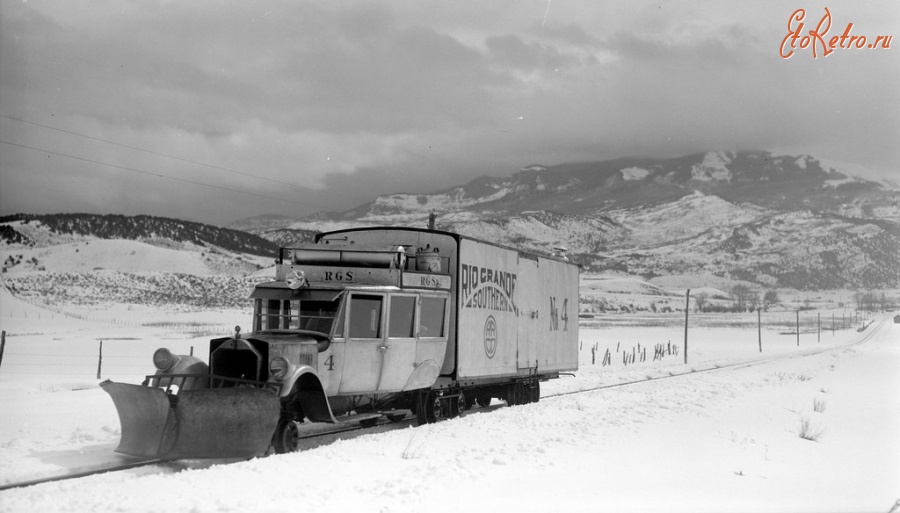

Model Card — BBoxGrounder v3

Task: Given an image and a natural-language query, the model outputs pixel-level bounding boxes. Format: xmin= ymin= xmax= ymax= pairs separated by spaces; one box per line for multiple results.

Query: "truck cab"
xmin=249 ymin=284 xmax=451 ymax=397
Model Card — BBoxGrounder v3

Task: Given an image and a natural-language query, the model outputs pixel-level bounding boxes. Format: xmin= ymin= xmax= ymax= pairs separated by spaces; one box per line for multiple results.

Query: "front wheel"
xmin=273 ymin=418 xmax=301 ymax=454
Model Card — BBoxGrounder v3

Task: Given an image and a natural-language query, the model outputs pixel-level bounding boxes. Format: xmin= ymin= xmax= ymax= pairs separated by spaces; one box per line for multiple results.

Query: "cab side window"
xmin=419 ymin=297 xmax=446 ymax=338
xmin=388 ymin=296 xmax=416 ymax=338
xmin=349 ymin=295 xmax=383 ymax=339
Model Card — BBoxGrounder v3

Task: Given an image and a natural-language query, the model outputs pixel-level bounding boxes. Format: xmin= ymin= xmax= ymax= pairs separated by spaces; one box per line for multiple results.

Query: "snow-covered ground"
xmin=0 ymin=286 xmax=897 ymax=512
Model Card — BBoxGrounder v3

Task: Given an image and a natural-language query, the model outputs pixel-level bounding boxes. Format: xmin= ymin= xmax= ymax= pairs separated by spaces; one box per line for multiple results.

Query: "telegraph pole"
xmin=757 ymin=308 xmax=762 ymax=352
xmin=684 ymin=289 xmax=690 ymax=364
xmin=97 ymin=340 xmax=103 ymax=379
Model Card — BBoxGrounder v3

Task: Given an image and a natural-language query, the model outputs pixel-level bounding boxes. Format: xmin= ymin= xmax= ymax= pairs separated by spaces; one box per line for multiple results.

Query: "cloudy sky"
xmin=1 ymin=0 xmax=897 ymax=226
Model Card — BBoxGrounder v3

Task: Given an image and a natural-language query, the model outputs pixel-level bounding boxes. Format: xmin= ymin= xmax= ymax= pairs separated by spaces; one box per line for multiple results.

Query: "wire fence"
xmin=0 ymin=330 xmax=210 ymax=379
xmin=0 ymin=308 xmax=877 ymax=379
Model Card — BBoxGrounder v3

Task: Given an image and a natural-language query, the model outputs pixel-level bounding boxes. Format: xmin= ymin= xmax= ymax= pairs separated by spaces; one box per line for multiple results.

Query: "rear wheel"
xmin=449 ymin=391 xmax=465 ymax=418
xmin=273 ymin=418 xmax=301 ymax=454
xmin=507 ymin=382 xmax=526 ymax=406
xmin=427 ymin=392 xmax=443 ymax=423
xmin=416 ymin=390 xmax=443 ymax=425
xmin=517 ymin=381 xmax=527 ymax=405
xmin=530 ymin=381 xmax=541 ymax=403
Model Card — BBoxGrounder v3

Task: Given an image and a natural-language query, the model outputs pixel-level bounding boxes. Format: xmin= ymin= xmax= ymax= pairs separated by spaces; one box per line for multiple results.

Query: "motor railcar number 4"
xmin=549 ymin=297 xmax=569 ymax=331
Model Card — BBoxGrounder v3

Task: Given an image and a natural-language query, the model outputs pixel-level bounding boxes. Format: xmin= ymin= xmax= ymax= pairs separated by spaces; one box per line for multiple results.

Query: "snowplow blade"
xmin=101 ymin=381 xmax=280 ymax=460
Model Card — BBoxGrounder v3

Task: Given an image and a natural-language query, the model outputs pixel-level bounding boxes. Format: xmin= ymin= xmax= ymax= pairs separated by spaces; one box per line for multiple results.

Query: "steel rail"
xmin=0 ymin=458 xmax=166 ymax=491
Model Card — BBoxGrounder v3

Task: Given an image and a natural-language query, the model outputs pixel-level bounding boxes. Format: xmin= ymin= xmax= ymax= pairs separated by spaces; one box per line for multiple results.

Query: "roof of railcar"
xmin=316 ymin=226 xmax=578 ymax=267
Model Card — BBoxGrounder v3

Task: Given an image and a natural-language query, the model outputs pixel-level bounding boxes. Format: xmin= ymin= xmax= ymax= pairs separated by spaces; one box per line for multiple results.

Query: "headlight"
xmin=285 ymin=269 xmax=306 ymax=290
xmin=269 ymin=356 xmax=290 ymax=381
xmin=153 ymin=348 xmax=177 ymax=371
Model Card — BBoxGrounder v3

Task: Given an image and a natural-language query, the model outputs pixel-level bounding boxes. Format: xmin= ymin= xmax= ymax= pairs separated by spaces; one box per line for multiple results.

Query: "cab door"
xmin=377 ymin=294 xmax=419 ymax=392
xmin=338 ymin=293 xmax=385 ymax=394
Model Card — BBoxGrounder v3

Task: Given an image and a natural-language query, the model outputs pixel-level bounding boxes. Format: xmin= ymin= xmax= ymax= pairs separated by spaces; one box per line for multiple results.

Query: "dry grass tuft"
xmin=813 ymin=398 xmax=827 ymax=413
xmin=799 ymin=416 xmax=826 ymax=442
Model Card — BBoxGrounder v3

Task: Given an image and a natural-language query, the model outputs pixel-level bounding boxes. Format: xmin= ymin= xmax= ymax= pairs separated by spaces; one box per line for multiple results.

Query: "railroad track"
xmin=1 ymin=314 xmax=888 ymax=491
xmin=0 ymin=415 xmax=416 ymax=492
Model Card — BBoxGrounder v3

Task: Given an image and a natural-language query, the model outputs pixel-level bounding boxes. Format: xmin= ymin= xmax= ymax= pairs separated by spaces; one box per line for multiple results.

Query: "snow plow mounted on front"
xmin=102 ymin=226 xmax=579 ymax=459
xmin=101 ymin=379 xmax=280 ymax=459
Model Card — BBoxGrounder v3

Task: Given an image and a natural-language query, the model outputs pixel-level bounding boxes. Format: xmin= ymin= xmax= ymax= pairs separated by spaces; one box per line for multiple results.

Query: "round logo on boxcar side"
xmin=483 ymin=315 xmax=497 ymax=359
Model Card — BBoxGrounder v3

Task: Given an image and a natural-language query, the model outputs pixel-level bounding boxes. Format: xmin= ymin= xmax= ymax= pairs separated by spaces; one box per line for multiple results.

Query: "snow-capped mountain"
xmin=303 ymin=151 xmax=898 ymax=222
xmin=2 ymin=151 xmax=898 ymax=300
xmin=286 ymin=151 xmax=900 ymax=290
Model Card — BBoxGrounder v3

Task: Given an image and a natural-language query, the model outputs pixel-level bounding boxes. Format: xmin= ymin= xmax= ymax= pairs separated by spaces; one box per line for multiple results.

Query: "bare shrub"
xmin=401 ymin=431 xmax=426 ymax=460
xmin=799 ymin=417 xmax=826 ymax=442
xmin=813 ymin=398 xmax=827 ymax=413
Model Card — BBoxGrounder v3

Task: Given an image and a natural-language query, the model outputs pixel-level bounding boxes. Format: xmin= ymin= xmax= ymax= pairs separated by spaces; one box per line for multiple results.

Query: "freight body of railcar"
xmin=101 ymin=227 xmax=579 ymax=459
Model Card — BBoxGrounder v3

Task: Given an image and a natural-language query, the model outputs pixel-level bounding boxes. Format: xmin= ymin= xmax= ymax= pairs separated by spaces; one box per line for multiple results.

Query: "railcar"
xmin=102 ymin=226 xmax=579 ymax=459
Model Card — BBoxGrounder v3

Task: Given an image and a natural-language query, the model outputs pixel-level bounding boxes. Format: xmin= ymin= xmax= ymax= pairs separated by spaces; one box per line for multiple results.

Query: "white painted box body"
xmin=320 ymin=227 xmax=579 ymax=382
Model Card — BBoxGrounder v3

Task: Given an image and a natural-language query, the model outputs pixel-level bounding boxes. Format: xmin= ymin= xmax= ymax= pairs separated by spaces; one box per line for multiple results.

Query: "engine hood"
xmin=212 ymin=330 xmax=330 ymax=353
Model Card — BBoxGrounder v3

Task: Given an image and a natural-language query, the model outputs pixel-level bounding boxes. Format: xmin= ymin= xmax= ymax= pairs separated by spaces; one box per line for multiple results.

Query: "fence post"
xmin=796 ymin=311 xmax=800 ymax=347
xmin=0 ymin=330 xmax=6 ymax=371
xmin=684 ymin=289 xmax=690 ymax=364
xmin=97 ymin=340 xmax=103 ymax=379
xmin=817 ymin=313 xmax=820 ymax=343
xmin=757 ymin=308 xmax=762 ymax=352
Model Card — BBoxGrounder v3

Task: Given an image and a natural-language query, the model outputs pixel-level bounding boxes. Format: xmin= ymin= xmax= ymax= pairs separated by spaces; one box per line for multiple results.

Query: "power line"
xmin=0 ymin=113 xmax=369 ymax=204
xmin=0 ymin=138 xmax=336 ymax=210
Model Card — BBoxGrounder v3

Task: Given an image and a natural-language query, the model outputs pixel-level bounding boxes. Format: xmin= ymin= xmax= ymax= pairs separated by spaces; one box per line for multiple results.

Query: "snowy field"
xmin=0 ymin=285 xmax=898 ymax=512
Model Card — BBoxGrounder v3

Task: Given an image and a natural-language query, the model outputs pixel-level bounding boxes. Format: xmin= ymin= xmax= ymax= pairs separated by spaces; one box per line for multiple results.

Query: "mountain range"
xmin=2 ymin=151 xmax=899 ymax=306
xmin=240 ymin=151 xmax=900 ymax=290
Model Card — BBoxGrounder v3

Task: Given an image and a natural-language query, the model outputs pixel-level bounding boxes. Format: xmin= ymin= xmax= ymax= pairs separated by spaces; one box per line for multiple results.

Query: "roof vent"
xmin=552 ymin=246 xmax=569 ymax=262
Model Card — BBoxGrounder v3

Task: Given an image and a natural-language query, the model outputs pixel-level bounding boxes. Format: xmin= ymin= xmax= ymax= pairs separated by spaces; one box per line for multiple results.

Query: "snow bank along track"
xmin=1 ymin=314 xmax=888 ymax=491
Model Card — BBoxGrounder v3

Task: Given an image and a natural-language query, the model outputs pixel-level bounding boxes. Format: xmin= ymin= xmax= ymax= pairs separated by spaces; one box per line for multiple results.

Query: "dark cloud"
xmin=485 ymin=34 xmax=580 ymax=72
xmin=1 ymin=0 xmax=897 ymax=225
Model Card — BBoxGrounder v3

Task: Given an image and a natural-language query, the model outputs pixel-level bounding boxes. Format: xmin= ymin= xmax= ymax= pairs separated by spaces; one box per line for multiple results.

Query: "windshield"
xmin=255 ymin=297 xmax=341 ymax=334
